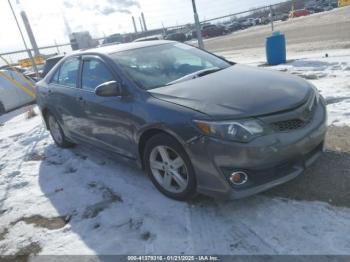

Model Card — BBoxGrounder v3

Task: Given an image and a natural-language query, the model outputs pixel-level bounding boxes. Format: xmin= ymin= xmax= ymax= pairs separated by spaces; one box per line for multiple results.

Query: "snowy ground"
xmin=0 ymin=53 xmax=350 ymax=256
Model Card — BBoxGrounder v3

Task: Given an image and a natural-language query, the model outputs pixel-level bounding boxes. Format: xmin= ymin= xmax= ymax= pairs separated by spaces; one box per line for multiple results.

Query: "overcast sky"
xmin=0 ymin=0 xmax=283 ymax=53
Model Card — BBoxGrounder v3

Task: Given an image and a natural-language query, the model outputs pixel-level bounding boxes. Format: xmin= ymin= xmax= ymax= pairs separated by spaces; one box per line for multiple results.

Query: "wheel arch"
xmin=137 ymin=126 xmax=188 ymax=169
xmin=41 ymin=107 xmax=50 ymax=130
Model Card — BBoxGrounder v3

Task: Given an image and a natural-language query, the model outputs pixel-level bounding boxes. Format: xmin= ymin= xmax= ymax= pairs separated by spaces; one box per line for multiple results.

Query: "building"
xmin=69 ymin=31 xmax=98 ymax=51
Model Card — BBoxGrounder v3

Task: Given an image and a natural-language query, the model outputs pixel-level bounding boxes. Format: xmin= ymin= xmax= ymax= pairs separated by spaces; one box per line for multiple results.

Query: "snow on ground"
xmin=0 ymin=53 xmax=350 ymax=256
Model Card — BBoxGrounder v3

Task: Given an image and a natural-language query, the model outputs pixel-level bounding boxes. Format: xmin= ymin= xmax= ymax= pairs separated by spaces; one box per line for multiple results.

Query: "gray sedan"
xmin=36 ymin=41 xmax=327 ymax=200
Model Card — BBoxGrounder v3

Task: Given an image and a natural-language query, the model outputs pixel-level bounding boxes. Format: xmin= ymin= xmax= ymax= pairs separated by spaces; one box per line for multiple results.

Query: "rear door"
xmin=75 ymin=55 xmax=134 ymax=158
xmin=46 ymin=56 xmax=83 ymax=138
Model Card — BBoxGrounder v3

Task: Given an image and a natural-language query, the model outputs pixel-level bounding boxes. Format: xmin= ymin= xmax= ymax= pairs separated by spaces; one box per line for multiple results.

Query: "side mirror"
xmin=95 ymin=81 xmax=122 ymax=97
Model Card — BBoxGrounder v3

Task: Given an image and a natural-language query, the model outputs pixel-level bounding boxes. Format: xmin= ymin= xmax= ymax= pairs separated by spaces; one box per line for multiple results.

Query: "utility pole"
xmin=54 ymin=40 xmax=60 ymax=54
xmin=8 ymin=0 xmax=38 ymax=76
xmin=139 ymin=16 xmax=144 ymax=32
xmin=161 ymin=22 xmax=166 ymax=36
xmin=132 ymin=16 xmax=138 ymax=33
xmin=20 ymin=10 xmax=40 ymax=57
xmin=141 ymin=12 xmax=148 ymax=32
xmin=269 ymin=5 xmax=274 ymax=32
xmin=191 ymin=0 xmax=204 ymax=49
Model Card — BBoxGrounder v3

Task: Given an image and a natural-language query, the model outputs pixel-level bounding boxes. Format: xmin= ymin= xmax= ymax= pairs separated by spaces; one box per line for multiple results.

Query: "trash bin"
xmin=266 ymin=31 xmax=286 ymax=65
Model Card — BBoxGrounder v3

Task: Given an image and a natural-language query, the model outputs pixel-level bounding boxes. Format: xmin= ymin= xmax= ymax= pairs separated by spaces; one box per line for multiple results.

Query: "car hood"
xmin=149 ymin=64 xmax=312 ymax=119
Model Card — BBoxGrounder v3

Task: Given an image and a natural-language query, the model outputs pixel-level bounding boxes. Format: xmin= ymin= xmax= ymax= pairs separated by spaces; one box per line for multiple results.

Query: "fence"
xmin=0 ymin=43 xmax=72 ymax=67
xmin=0 ymin=0 xmax=348 ymax=67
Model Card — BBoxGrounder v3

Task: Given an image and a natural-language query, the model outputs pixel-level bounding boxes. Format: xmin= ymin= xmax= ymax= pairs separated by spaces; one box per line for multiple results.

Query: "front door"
xmin=76 ymin=56 xmax=135 ymax=158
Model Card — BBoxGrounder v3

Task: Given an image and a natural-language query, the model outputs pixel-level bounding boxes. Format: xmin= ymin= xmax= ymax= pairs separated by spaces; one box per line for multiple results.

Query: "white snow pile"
xmin=0 ymin=54 xmax=350 ymax=256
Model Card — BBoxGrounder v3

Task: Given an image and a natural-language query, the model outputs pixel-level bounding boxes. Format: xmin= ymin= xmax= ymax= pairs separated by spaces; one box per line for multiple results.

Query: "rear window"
xmin=50 ymin=57 xmax=80 ymax=88
xmin=43 ymin=56 xmax=63 ymax=77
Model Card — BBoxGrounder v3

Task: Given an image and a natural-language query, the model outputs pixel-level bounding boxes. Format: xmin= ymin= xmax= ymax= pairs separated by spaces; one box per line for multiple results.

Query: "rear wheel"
xmin=47 ymin=113 xmax=74 ymax=148
xmin=143 ymin=134 xmax=196 ymax=201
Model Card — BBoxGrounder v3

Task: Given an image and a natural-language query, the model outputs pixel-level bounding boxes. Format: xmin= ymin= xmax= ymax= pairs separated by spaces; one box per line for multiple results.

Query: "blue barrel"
xmin=266 ymin=32 xmax=286 ymax=65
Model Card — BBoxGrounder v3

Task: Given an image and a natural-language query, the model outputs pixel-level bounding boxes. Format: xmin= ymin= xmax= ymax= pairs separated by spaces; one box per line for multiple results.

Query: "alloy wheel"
xmin=149 ymin=145 xmax=189 ymax=193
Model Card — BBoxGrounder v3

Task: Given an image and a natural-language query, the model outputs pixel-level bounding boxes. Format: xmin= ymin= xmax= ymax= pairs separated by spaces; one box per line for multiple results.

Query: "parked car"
xmin=226 ymin=22 xmax=242 ymax=32
xmin=201 ymin=24 xmax=228 ymax=38
xmin=102 ymin=34 xmax=123 ymax=45
xmin=240 ymin=19 xmax=254 ymax=29
xmin=133 ymin=35 xmax=163 ymax=42
xmin=42 ymin=55 xmax=65 ymax=78
xmin=99 ymin=41 xmax=121 ymax=48
xmin=307 ymin=6 xmax=324 ymax=13
xmin=280 ymin=13 xmax=289 ymax=21
xmin=289 ymin=9 xmax=311 ymax=18
xmin=165 ymin=32 xmax=186 ymax=42
xmin=185 ymin=31 xmax=193 ymax=40
xmin=191 ymin=29 xmax=199 ymax=39
xmin=260 ymin=17 xmax=270 ymax=24
xmin=322 ymin=5 xmax=334 ymax=11
xmin=36 ymin=40 xmax=327 ymax=201
xmin=0 ymin=69 xmax=35 ymax=115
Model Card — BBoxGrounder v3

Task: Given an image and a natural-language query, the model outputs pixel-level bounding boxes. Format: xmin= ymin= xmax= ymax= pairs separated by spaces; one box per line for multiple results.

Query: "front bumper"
xmin=186 ymin=99 xmax=327 ymax=199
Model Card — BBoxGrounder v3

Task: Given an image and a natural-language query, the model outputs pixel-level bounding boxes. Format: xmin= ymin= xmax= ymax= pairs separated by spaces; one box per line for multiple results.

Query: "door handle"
xmin=76 ymin=96 xmax=86 ymax=106
xmin=44 ymin=89 xmax=52 ymax=97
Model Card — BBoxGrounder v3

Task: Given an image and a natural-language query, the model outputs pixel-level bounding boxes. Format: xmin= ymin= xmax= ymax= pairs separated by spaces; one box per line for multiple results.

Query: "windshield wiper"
xmin=166 ymin=67 xmax=222 ymax=86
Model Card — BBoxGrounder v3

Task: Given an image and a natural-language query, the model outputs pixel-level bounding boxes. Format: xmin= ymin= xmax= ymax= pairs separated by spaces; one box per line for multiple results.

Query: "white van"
xmin=0 ymin=69 xmax=35 ymax=115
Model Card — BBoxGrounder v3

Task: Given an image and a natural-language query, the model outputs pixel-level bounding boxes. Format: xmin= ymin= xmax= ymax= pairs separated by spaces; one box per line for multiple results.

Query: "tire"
xmin=47 ymin=113 xmax=75 ymax=148
xmin=0 ymin=102 xmax=5 ymax=116
xmin=143 ymin=133 xmax=197 ymax=201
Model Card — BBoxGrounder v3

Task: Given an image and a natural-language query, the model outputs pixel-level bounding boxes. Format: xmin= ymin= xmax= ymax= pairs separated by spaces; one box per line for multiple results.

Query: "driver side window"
xmin=81 ymin=59 xmax=115 ymax=91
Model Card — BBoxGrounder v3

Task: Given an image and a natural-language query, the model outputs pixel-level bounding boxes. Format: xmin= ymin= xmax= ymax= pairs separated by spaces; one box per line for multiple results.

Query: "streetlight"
xmin=191 ymin=0 xmax=204 ymax=49
xmin=8 ymin=0 xmax=38 ymax=76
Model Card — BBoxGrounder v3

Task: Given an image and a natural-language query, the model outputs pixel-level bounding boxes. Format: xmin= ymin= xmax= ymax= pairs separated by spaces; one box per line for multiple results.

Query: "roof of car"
xmin=80 ymin=40 xmax=174 ymax=55
xmin=46 ymin=54 xmax=65 ymax=61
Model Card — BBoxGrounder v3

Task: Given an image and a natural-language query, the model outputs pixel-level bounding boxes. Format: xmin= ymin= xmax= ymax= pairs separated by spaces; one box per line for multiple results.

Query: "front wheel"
xmin=144 ymin=134 xmax=197 ymax=201
xmin=47 ymin=113 xmax=74 ymax=148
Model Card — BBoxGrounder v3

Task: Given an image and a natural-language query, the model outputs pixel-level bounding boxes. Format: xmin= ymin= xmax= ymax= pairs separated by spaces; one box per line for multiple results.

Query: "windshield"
xmin=110 ymin=43 xmax=231 ymax=90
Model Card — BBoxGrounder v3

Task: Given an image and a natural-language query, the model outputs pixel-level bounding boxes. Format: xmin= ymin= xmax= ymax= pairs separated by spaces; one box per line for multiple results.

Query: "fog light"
xmin=230 ymin=171 xmax=248 ymax=185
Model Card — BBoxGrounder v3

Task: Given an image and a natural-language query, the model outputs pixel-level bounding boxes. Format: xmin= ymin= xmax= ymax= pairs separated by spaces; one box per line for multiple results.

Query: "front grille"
xmin=271 ymin=119 xmax=307 ymax=132
xmin=270 ymin=95 xmax=317 ymax=132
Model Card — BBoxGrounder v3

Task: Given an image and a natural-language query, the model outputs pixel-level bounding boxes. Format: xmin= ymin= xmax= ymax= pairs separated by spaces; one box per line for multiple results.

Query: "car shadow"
xmin=36 ymin=142 xmax=267 ymax=255
xmin=36 ymin=140 xmax=350 ymax=255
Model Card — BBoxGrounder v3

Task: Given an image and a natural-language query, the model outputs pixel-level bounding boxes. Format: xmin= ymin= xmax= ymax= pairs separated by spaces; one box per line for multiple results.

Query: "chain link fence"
xmin=0 ymin=43 xmax=72 ymax=67
xmin=1 ymin=0 xmax=348 ymax=68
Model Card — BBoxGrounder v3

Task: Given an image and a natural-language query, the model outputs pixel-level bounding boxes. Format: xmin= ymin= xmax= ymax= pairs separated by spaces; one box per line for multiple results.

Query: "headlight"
xmin=309 ymin=83 xmax=320 ymax=104
xmin=193 ymin=119 xmax=268 ymax=143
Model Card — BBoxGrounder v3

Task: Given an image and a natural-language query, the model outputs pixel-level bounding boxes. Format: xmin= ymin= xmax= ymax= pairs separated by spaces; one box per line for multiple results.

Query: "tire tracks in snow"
xmin=187 ymin=200 xmax=277 ymax=254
